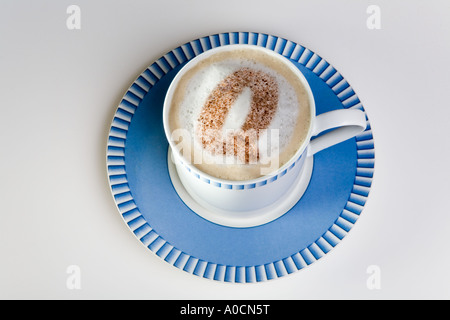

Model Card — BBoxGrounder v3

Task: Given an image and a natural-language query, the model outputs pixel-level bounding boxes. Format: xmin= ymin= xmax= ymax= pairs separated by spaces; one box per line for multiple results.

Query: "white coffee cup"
xmin=163 ymin=44 xmax=366 ymax=214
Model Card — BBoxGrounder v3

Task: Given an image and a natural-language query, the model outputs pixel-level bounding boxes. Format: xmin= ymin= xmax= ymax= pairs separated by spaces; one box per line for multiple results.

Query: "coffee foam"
xmin=169 ymin=48 xmax=311 ymax=180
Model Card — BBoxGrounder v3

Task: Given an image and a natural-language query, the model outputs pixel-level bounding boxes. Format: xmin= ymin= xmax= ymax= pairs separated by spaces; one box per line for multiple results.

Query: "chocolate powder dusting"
xmin=197 ymin=67 xmax=279 ymax=163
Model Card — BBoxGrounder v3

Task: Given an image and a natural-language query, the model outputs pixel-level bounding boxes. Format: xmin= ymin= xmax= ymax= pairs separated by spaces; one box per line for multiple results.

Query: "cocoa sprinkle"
xmin=197 ymin=67 xmax=279 ymax=163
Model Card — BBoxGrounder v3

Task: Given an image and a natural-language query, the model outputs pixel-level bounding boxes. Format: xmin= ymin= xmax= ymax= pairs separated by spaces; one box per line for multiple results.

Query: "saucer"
xmin=168 ymin=148 xmax=314 ymax=228
xmin=106 ymin=32 xmax=374 ymax=283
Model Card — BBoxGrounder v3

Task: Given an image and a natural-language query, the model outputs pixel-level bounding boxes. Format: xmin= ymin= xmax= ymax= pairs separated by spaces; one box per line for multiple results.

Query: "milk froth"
xmin=169 ymin=47 xmax=311 ymax=181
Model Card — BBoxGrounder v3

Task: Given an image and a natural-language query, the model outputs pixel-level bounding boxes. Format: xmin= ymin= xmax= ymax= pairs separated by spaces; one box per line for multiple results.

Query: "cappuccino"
xmin=168 ymin=46 xmax=311 ymax=181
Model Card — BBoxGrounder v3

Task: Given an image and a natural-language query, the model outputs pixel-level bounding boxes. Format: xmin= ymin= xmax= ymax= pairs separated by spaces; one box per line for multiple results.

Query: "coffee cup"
xmin=163 ymin=44 xmax=366 ymax=216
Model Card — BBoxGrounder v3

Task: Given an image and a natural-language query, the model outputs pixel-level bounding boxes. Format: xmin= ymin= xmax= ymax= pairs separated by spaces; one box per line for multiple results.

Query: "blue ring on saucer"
xmin=106 ymin=32 xmax=375 ymax=283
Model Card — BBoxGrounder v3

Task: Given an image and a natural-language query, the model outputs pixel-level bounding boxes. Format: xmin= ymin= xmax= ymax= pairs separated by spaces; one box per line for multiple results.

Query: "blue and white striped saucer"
xmin=106 ymin=32 xmax=375 ymax=283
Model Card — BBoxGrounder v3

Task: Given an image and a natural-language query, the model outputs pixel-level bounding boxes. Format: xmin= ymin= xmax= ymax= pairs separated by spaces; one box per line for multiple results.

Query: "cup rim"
xmin=163 ymin=44 xmax=316 ymax=185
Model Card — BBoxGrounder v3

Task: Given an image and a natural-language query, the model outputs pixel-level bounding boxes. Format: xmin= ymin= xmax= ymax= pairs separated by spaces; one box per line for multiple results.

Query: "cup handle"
xmin=307 ymin=109 xmax=367 ymax=156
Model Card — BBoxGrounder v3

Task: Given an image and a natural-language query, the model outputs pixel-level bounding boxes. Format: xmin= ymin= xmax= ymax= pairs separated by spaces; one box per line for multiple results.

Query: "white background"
xmin=1 ymin=0 xmax=449 ymax=300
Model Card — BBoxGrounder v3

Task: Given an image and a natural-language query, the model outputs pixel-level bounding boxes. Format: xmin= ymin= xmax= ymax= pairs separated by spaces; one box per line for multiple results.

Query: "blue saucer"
xmin=106 ymin=32 xmax=375 ymax=283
